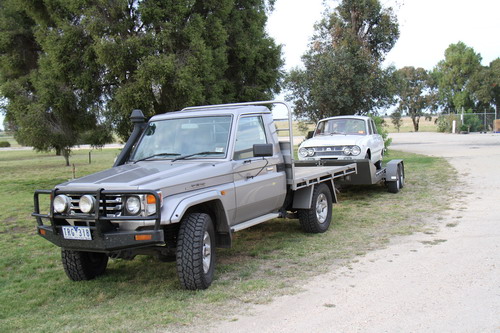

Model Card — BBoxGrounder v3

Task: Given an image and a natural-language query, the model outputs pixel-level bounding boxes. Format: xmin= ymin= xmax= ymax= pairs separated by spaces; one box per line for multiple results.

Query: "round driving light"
xmin=79 ymin=195 xmax=95 ymax=214
xmin=307 ymin=148 xmax=315 ymax=156
xmin=351 ymin=145 xmax=361 ymax=156
xmin=125 ymin=196 xmax=141 ymax=215
xmin=343 ymin=147 xmax=352 ymax=155
xmin=299 ymin=147 xmax=309 ymax=157
xmin=53 ymin=195 xmax=71 ymax=214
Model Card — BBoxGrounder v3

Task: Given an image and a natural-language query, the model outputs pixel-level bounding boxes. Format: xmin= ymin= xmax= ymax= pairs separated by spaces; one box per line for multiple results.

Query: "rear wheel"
xmin=61 ymin=249 xmax=108 ymax=281
xmin=176 ymin=213 xmax=216 ymax=290
xmin=298 ymin=183 xmax=333 ymax=233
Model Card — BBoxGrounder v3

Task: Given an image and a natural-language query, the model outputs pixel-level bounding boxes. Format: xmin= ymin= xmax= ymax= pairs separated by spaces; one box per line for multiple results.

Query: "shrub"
xmin=436 ymin=114 xmax=460 ymax=133
xmin=0 ymin=141 xmax=11 ymax=147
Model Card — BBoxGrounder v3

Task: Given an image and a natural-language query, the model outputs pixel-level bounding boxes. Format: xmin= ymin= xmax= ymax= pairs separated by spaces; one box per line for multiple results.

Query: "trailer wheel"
xmin=298 ymin=183 xmax=333 ymax=233
xmin=398 ymin=164 xmax=405 ymax=189
xmin=61 ymin=249 xmax=108 ymax=281
xmin=176 ymin=213 xmax=216 ymax=290
xmin=388 ymin=164 xmax=404 ymax=193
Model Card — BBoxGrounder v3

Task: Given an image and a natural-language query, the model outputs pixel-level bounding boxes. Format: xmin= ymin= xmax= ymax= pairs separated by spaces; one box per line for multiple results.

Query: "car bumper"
xmin=37 ymin=225 xmax=164 ymax=252
xmin=33 ymin=189 xmax=164 ymax=252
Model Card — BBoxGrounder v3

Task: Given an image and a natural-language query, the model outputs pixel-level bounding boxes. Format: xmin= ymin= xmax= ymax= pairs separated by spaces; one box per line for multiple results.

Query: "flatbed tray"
xmin=290 ymin=163 xmax=357 ymax=190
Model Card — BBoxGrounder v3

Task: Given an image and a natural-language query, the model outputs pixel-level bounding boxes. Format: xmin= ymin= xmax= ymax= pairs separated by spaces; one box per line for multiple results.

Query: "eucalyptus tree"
xmin=285 ymin=0 xmax=399 ymax=122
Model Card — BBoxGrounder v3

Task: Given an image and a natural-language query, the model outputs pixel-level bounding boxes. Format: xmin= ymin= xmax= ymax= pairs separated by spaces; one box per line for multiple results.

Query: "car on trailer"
xmin=298 ymin=115 xmax=385 ymax=169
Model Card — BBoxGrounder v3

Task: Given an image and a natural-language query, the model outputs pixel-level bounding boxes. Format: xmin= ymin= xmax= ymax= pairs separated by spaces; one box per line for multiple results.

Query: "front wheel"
xmin=61 ymin=249 xmax=108 ymax=281
xmin=297 ymin=183 xmax=333 ymax=233
xmin=176 ymin=213 xmax=216 ymax=290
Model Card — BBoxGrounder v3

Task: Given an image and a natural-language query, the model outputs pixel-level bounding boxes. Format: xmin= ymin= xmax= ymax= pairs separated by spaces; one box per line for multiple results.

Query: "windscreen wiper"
xmin=133 ymin=153 xmax=180 ymax=164
xmin=172 ymin=151 xmax=224 ymax=162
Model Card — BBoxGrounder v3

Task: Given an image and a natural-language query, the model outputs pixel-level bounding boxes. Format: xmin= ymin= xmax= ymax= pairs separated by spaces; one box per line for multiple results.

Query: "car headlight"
xmin=299 ymin=147 xmax=309 ymax=157
xmin=307 ymin=148 xmax=315 ymax=156
xmin=79 ymin=195 xmax=95 ymax=214
xmin=53 ymin=194 xmax=71 ymax=214
xmin=125 ymin=196 xmax=141 ymax=215
xmin=343 ymin=146 xmax=352 ymax=155
xmin=351 ymin=145 xmax=361 ymax=156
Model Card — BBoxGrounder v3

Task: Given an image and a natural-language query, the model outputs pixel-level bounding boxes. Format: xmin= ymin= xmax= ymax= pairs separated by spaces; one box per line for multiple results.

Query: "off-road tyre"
xmin=61 ymin=249 xmax=108 ymax=281
xmin=297 ymin=183 xmax=333 ymax=233
xmin=176 ymin=213 xmax=216 ymax=290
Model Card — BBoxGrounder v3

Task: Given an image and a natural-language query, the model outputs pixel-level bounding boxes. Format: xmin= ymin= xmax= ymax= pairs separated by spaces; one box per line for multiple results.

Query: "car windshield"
xmin=315 ymin=118 xmax=367 ymax=136
xmin=129 ymin=116 xmax=232 ymax=162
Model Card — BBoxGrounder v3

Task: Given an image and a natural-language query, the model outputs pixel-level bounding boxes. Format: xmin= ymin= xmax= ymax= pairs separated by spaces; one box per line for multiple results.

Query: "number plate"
xmin=62 ymin=226 xmax=92 ymax=240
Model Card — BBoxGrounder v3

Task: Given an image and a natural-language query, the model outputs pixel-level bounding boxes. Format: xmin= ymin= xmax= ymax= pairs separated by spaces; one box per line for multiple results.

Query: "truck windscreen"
xmin=129 ymin=116 xmax=232 ymax=162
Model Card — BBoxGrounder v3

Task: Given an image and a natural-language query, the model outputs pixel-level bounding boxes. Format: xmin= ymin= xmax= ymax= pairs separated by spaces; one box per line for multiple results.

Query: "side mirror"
xmin=306 ymin=131 xmax=314 ymax=139
xmin=253 ymin=143 xmax=273 ymax=157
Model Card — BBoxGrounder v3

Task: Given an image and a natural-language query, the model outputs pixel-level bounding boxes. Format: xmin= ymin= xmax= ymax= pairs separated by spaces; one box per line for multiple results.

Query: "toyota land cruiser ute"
xmin=33 ymin=101 xmax=356 ymax=290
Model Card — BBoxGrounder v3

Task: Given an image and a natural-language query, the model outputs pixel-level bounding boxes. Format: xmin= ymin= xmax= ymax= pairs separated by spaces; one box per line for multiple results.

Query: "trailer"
xmin=295 ymin=158 xmax=405 ymax=193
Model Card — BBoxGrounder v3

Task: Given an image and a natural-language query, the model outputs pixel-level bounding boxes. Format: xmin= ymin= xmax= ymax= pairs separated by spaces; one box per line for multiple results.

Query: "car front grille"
xmin=67 ymin=194 xmax=123 ymax=217
xmin=312 ymin=146 xmax=344 ymax=156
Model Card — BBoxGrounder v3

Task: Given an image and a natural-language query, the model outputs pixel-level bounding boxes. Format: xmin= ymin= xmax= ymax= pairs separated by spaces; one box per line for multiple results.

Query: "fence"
xmin=460 ymin=112 xmax=496 ymax=132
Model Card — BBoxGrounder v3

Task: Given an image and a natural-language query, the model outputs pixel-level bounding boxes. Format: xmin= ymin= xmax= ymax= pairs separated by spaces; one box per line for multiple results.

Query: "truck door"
xmin=232 ymin=115 xmax=286 ymax=224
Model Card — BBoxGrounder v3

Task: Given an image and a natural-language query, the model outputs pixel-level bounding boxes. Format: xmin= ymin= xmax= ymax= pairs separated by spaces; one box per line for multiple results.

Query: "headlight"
xmin=125 ymin=196 xmax=141 ymax=215
xmin=343 ymin=146 xmax=352 ymax=155
xmin=79 ymin=195 xmax=95 ymax=214
xmin=299 ymin=147 xmax=309 ymax=157
xmin=53 ymin=195 xmax=71 ymax=214
xmin=307 ymin=148 xmax=315 ymax=156
xmin=351 ymin=146 xmax=361 ymax=156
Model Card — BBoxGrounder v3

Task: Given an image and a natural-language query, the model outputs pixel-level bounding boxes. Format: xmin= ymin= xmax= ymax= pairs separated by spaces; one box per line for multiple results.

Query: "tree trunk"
xmin=63 ymin=148 xmax=71 ymax=167
xmin=412 ymin=115 xmax=420 ymax=132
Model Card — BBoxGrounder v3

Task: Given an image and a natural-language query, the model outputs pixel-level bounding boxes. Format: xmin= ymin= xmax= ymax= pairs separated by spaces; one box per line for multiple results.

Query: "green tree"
xmin=285 ymin=0 xmax=399 ymax=122
xmin=394 ymin=66 xmax=432 ymax=132
xmin=0 ymin=0 xmax=111 ymax=165
xmin=0 ymin=0 xmax=283 ymax=163
xmin=432 ymin=42 xmax=482 ymax=114
xmin=85 ymin=0 xmax=282 ymax=139
xmin=469 ymin=58 xmax=500 ymax=119
xmin=390 ymin=110 xmax=402 ymax=132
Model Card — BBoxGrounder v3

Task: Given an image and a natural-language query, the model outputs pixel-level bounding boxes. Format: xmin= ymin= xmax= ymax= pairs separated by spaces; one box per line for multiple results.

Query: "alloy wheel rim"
xmin=202 ymin=231 xmax=212 ymax=274
xmin=316 ymin=193 xmax=328 ymax=223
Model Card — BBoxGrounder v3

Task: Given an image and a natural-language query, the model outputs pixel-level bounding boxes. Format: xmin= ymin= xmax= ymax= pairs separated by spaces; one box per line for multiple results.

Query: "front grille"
xmin=313 ymin=146 xmax=344 ymax=156
xmin=67 ymin=194 xmax=123 ymax=217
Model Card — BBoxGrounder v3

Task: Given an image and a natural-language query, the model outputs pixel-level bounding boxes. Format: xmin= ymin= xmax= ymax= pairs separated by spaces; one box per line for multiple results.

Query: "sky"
xmin=267 ymin=0 xmax=500 ymax=71
xmin=1 ymin=0 xmax=499 ymax=130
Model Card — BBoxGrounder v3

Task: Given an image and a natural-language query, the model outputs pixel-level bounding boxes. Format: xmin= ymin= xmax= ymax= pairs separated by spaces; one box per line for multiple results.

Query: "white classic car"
xmin=298 ymin=115 xmax=384 ymax=168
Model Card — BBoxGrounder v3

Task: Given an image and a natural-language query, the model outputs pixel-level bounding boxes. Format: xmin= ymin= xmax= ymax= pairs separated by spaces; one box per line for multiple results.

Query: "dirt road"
xmin=207 ymin=132 xmax=500 ymax=333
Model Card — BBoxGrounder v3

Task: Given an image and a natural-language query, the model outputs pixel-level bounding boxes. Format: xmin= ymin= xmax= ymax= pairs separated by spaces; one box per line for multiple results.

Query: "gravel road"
xmin=206 ymin=132 xmax=500 ymax=333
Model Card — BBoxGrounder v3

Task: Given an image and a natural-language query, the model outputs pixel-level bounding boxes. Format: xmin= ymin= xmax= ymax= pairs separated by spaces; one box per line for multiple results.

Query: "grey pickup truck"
xmin=33 ymin=101 xmax=356 ymax=290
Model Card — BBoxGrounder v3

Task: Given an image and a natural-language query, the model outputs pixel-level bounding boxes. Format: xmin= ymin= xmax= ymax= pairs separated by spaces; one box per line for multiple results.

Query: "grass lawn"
xmin=0 ymin=147 xmax=458 ymax=332
xmin=0 ymin=133 xmax=21 ymax=148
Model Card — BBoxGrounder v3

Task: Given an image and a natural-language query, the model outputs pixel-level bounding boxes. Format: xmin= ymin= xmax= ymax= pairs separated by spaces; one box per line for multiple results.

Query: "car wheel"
xmin=176 ymin=213 xmax=216 ymax=290
xmin=61 ymin=249 xmax=108 ymax=281
xmin=297 ymin=183 xmax=333 ymax=233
